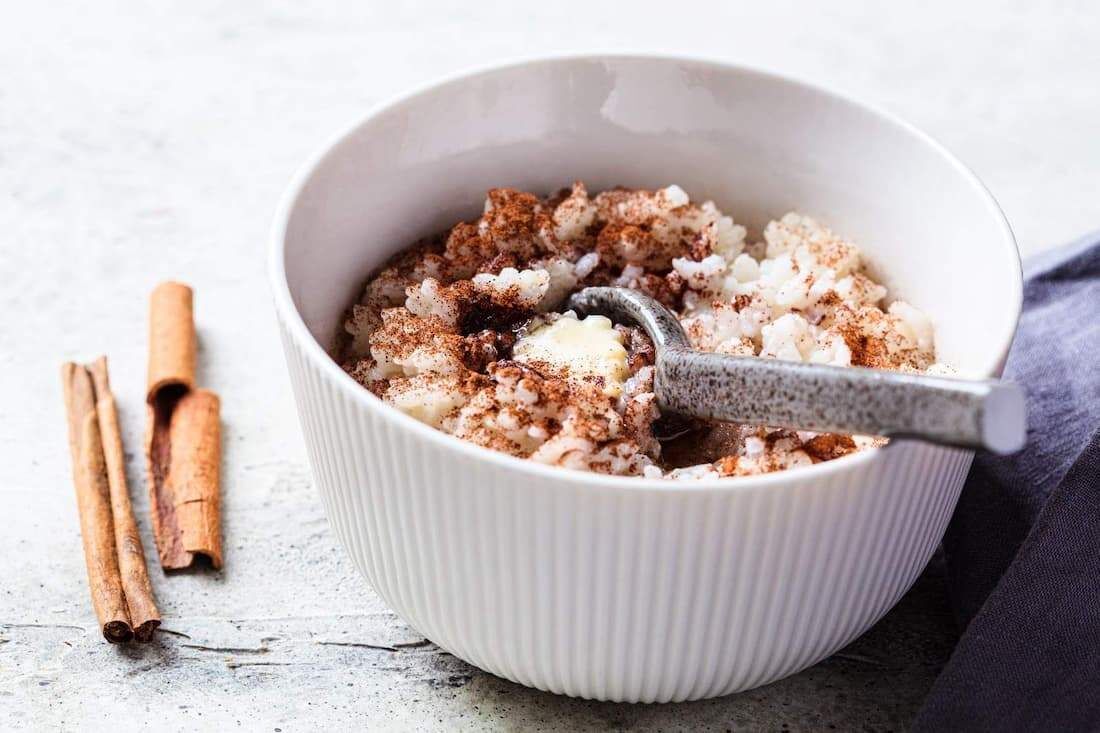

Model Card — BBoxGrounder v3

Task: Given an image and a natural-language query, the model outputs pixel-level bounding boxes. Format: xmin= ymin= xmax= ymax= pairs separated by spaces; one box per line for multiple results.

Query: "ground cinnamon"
xmin=145 ymin=282 xmax=223 ymax=570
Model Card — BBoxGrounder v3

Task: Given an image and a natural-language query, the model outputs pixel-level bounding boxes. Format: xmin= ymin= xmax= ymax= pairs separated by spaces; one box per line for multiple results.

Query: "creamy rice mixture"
xmin=340 ymin=183 xmax=946 ymax=479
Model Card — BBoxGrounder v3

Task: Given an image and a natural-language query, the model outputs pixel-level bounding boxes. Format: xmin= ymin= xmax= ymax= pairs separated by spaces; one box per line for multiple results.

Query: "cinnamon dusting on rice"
xmin=803 ymin=433 xmax=859 ymax=462
xmin=340 ymin=183 xmax=942 ymax=479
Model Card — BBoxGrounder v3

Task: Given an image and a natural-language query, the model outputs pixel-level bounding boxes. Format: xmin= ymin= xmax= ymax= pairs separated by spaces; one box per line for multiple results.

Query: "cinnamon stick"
xmin=61 ymin=362 xmax=133 ymax=643
xmin=147 ymin=281 xmax=196 ymax=397
xmin=88 ymin=358 xmax=161 ymax=641
xmin=145 ymin=282 xmax=223 ymax=570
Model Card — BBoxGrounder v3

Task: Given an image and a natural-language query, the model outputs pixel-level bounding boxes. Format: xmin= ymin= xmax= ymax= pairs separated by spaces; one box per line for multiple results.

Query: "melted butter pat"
xmin=512 ymin=315 xmax=629 ymax=396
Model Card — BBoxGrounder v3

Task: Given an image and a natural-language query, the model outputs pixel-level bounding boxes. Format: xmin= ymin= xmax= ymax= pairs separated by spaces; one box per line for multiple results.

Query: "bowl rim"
xmin=268 ymin=51 xmax=1022 ymax=493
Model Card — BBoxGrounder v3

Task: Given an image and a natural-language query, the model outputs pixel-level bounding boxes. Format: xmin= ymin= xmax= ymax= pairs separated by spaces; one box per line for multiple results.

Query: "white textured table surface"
xmin=3 ymin=2 xmax=1098 ymax=730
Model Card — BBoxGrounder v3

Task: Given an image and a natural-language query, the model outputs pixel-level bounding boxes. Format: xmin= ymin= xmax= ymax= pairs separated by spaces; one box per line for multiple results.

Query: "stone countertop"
xmin=2 ymin=1 xmax=1097 ymax=730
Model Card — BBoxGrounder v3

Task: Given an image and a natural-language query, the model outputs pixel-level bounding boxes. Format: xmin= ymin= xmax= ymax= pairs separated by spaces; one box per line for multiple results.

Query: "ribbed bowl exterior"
xmin=278 ymin=316 xmax=971 ymax=703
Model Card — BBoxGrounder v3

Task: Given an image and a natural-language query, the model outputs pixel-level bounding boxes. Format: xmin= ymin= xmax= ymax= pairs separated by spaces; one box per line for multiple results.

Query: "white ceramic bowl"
xmin=270 ymin=55 xmax=1020 ymax=702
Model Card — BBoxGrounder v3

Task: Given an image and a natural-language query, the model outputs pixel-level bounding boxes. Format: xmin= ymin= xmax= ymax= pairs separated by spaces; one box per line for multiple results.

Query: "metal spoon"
xmin=566 ymin=287 xmax=1026 ymax=454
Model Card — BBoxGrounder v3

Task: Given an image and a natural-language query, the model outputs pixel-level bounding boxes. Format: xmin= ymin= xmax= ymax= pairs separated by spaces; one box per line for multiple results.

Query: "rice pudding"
xmin=339 ymin=183 xmax=946 ymax=479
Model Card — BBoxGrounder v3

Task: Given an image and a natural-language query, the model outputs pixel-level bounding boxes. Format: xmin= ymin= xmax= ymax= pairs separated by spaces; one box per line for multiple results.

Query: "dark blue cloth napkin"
xmin=914 ymin=234 xmax=1100 ymax=731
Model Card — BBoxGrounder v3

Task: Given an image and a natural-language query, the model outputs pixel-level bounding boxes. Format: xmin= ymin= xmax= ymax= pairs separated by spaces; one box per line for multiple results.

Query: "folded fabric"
xmin=915 ymin=234 xmax=1100 ymax=730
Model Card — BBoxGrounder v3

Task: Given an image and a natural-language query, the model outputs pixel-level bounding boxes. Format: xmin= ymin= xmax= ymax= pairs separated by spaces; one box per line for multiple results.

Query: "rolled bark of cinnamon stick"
xmin=88 ymin=358 xmax=161 ymax=641
xmin=61 ymin=362 xmax=134 ymax=643
xmin=145 ymin=282 xmax=223 ymax=570
xmin=147 ymin=282 xmax=196 ymax=397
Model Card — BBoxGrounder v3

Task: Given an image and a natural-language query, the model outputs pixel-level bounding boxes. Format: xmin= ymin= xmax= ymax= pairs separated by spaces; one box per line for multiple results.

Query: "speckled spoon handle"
xmin=567 ymin=287 xmax=1026 ymax=454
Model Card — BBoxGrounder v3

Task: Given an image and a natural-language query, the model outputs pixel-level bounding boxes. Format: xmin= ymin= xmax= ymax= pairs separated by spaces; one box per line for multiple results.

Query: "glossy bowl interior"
xmin=280 ymin=57 xmax=1019 ymax=398
xmin=271 ymin=55 xmax=1020 ymax=701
